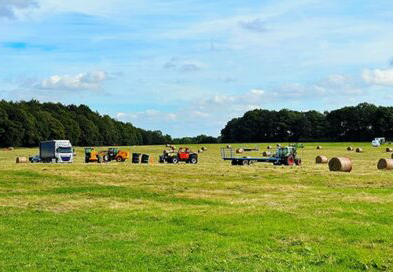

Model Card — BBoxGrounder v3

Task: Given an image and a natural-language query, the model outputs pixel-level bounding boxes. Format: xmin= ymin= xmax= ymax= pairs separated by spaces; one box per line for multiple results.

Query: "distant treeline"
xmin=0 ymin=100 xmax=220 ymax=147
xmin=2 ymin=101 xmax=392 ymax=147
xmin=0 ymin=100 xmax=176 ymax=147
xmin=221 ymin=103 xmax=393 ymax=142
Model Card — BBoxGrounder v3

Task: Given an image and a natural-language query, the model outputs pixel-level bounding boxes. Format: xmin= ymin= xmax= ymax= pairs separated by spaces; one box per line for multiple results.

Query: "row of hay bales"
xmin=316 ymin=155 xmax=393 ymax=171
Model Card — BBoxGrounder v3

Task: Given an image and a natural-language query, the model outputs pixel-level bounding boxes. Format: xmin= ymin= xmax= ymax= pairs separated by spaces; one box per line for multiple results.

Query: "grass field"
xmin=1 ymin=143 xmax=393 ymax=271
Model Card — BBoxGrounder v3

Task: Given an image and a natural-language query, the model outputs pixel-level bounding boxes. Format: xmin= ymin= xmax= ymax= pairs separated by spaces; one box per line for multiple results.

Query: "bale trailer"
xmin=221 ymin=146 xmax=302 ymax=166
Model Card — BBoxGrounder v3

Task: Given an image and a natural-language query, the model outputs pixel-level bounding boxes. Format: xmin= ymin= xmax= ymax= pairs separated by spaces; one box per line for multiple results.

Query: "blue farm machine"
xmin=221 ymin=145 xmax=302 ymax=166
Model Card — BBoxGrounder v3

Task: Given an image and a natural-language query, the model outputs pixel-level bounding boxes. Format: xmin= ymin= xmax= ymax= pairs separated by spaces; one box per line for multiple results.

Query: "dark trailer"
xmin=221 ymin=146 xmax=302 ymax=166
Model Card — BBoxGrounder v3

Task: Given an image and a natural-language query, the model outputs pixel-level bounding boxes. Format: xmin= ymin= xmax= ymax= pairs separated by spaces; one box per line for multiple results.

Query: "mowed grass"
xmin=1 ymin=143 xmax=393 ymax=271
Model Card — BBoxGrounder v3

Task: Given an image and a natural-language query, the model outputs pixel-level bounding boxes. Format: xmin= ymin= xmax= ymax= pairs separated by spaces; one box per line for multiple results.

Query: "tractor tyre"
xmin=190 ymin=157 xmax=198 ymax=164
xmin=287 ymin=155 xmax=295 ymax=166
xmin=116 ymin=156 xmax=123 ymax=162
xmin=172 ymin=157 xmax=179 ymax=164
xmin=295 ymin=158 xmax=302 ymax=166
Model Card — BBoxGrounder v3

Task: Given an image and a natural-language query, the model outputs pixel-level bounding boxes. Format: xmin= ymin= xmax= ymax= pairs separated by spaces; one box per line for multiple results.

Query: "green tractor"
xmin=273 ymin=146 xmax=302 ymax=166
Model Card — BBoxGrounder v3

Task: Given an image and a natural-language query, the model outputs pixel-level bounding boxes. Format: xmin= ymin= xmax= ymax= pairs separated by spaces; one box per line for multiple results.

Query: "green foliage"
xmin=221 ymin=103 xmax=393 ymax=142
xmin=0 ymin=100 xmax=174 ymax=147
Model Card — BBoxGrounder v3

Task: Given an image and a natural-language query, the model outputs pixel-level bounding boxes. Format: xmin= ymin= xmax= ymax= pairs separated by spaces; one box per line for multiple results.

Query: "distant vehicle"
xmin=40 ymin=140 xmax=74 ymax=163
xmin=372 ymin=137 xmax=385 ymax=147
xmin=222 ymin=145 xmax=302 ymax=166
xmin=84 ymin=147 xmax=129 ymax=163
xmin=159 ymin=147 xmax=198 ymax=164
xmin=29 ymin=155 xmax=41 ymax=163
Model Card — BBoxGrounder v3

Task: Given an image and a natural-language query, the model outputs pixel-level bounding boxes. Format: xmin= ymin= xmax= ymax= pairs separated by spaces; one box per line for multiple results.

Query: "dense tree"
xmin=221 ymin=103 xmax=393 ymax=143
xmin=0 ymin=100 xmax=175 ymax=147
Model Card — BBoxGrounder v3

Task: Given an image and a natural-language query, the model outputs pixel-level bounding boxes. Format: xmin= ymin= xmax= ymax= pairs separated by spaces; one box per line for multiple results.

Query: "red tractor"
xmin=159 ymin=147 xmax=198 ymax=164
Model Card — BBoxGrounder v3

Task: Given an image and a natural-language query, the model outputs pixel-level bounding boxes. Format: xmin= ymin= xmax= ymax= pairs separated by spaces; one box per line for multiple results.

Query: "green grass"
xmin=1 ymin=143 xmax=393 ymax=271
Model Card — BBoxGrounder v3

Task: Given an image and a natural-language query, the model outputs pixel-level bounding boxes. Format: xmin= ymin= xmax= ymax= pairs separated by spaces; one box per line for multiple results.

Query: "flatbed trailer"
xmin=221 ymin=147 xmax=301 ymax=166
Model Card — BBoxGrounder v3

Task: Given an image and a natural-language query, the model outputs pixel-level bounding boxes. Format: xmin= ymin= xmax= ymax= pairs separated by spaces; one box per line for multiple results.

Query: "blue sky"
xmin=2 ymin=0 xmax=393 ymax=137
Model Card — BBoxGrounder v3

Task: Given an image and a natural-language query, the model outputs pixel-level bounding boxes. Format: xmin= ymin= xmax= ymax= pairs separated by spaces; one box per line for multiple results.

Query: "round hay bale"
xmin=226 ymin=145 xmax=231 ymax=149
xmin=328 ymin=157 xmax=352 ymax=172
xmin=355 ymin=148 xmax=363 ymax=153
xmin=267 ymin=145 xmax=272 ymax=149
xmin=316 ymin=146 xmax=322 ymax=150
xmin=166 ymin=144 xmax=171 ymax=147
xmin=263 ymin=151 xmax=271 ymax=157
xmin=315 ymin=155 xmax=328 ymax=164
xmin=16 ymin=157 xmax=27 ymax=163
xmin=198 ymin=149 xmax=203 ymax=154
xmin=236 ymin=148 xmax=244 ymax=154
xmin=8 ymin=147 xmax=14 ymax=151
xmin=377 ymin=158 xmax=393 ymax=170
xmin=276 ymin=144 xmax=281 ymax=147
xmin=201 ymin=147 xmax=207 ymax=151
xmin=386 ymin=148 xmax=393 ymax=152
xmin=347 ymin=146 xmax=354 ymax=151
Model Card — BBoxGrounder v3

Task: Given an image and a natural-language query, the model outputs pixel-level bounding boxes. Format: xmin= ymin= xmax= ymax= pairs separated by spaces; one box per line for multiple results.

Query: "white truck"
xmin=39 ymin=140 xmax=74 ymax=163
xmin=372 ymin=137 xmax=386 ymax=147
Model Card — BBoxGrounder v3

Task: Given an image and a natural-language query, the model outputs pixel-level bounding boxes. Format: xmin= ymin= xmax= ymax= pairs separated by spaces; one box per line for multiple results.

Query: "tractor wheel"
xmin=116 ymin=156 xmax=123 ymax=162
xmin=190 ymin=157 xmax=198 ymax=164
xmin=295 ymin=158 xmax=302 ymax=166
xmin=172 ymin=157 xmax=179 ymax=164
xmin=287 ymin=155 xmax=294 ymax=166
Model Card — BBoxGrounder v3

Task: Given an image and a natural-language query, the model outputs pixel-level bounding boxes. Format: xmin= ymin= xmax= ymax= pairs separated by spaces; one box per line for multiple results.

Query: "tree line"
xmin=0 ymin=100 xmax=219 ymax=147
xmin=221 ymin=103 xmax=393 ymax=142
xmin=2 ymin=101 xmax=392 ymax=147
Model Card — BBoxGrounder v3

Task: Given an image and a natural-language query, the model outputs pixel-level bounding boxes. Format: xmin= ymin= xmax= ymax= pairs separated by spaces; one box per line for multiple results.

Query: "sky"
xmin=2 ymin=0 xmax=393 ymax=137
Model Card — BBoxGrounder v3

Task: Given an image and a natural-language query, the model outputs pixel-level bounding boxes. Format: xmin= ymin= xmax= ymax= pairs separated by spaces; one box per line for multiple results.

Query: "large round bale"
xmin=166 ymin=144 xmax=171 ymax=147
xmin=201 ymin=147 xmax=207 ymax=151
xmin=267 ymin=145 xmax=272 ymax=149
xmin=347 ymin=146 xmax=354 ymax=151
xmin=386 ymin=148 xmax=393 ymax=152
xmin=263 ymin=151 xmax=271 ymax=157
xmin=355 ymin=148 xmax=363 ymax=153
xmin=315 ymin=155 xmax=328 ymax=164
xmin=198 ymin=149 xmax=203 ymax=154
xmin=236 ymin=148 xmax=244 ymax=154
xmin=316 ymin=146 xmax=322 ymax=150
xmin=329 ymin=157 xmax=352 ymax=172
xmin=276 ymin=144 xmax=281 ymax=147
xmin=226 ymin=145 xmax=231 ymax=149
xmin=16 ymin=157 xmax=27 ymax=163
xmin=377 ymin=158 xmax=393 ymax=170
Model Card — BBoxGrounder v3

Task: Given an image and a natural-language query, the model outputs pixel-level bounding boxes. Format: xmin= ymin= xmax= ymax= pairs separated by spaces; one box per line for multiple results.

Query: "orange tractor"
xmin=85 ymin=147 xmax=129 ymax=163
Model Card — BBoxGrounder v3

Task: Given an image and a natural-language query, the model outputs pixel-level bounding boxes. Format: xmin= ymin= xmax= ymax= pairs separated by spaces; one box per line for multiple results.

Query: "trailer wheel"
xmin=231 ymin=160 xmax=238 ymax=165
xmin=242 ymin=160 xmax=249 ymax=166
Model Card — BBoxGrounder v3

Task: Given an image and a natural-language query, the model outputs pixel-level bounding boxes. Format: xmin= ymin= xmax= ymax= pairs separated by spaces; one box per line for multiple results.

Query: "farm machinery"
xmin=85 ymin=147 xmax=129 ymax=163
xmin=159 ymin=147 xmax=198 ymax=164
xmin=221 ymin=145 xmax=302 ymax=166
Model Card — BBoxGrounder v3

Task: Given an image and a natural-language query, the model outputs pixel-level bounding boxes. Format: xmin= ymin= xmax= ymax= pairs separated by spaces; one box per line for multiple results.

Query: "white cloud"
xmin=239 ymin=18 xmax=267 ymax=33
xmin=362 ymin=68 xmax=393 ymax=86
xmin=116 ymin=110 xmax=178 ymax=123
xmin=163 ymin=58 xmax=205 ymax=72
xmin=35 ymin=71 xmax=107 ymax=91
xmin=0 ymin=0 xmax=39 ymax=19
